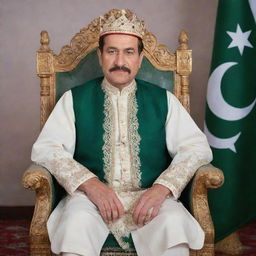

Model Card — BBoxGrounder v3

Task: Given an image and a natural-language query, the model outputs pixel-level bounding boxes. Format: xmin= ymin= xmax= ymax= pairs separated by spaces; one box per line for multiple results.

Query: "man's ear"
xmin=97 ymin=48 xmax=102 ymax=66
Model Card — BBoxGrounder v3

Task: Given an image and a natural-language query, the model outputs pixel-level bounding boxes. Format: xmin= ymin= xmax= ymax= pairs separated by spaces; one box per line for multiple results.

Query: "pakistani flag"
xmin=204 ymin=0 xmax=256 ymax=242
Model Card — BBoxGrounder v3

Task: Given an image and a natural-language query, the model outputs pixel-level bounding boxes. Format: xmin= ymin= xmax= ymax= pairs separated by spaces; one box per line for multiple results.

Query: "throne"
xmin=23 ymin=10 xmax=224 ymax=256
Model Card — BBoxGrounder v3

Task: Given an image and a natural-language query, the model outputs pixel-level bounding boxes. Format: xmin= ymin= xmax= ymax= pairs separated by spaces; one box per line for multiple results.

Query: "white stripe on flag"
xmin=249 ymin=0 xmax=256 ymax=22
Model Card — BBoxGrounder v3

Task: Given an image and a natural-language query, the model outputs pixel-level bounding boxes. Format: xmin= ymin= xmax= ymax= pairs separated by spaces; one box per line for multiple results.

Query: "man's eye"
xmin=107 ymin=49 xmax=116 ymax=54
xmin=126 ymin=50 xmax=135 ymax=55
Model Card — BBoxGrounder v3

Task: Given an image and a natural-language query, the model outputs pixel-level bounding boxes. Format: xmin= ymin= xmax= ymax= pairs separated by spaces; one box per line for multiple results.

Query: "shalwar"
xmin=48 ymin=193 xmax=203 ymax=256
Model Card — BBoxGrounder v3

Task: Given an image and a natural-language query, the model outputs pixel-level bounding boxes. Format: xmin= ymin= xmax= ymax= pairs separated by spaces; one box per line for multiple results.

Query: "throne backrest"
xmin=36 ymin=14 xmax=192 ymax=129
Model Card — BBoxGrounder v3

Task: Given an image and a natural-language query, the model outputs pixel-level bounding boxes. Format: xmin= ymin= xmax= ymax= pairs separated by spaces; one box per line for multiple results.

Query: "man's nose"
xmin=114 ymin=52 xmax=125 ymax=66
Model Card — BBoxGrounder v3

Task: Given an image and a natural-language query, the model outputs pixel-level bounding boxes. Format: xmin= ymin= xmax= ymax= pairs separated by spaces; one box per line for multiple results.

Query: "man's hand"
xmin=79 ymin=178 xmax=124 ymax=223
xmin=132 ymin=184 xmax=171 ymax=226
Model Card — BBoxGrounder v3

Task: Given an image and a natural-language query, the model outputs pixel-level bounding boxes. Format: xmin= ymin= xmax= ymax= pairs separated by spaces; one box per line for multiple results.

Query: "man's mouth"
xmin=109 ymin=65 xmax=131 ymax=74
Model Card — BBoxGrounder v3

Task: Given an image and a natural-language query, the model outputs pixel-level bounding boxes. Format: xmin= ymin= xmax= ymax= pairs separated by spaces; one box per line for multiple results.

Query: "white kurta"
xmin=31 ymin=78 xmax=212 ymax=256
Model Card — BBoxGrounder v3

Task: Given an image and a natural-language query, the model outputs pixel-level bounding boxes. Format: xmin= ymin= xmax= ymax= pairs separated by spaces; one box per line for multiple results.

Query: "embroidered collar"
xmin=101 ymin=77 xmax=136 ymax=96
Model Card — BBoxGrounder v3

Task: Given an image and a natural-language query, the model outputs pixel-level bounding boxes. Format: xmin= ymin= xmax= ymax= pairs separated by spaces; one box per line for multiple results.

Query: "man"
xmin=31 ymin=9 xmax=212 ymax=256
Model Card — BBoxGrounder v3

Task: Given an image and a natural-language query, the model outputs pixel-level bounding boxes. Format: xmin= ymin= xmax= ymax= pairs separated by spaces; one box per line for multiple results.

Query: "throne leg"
xmin=30 ymin=234 xmax=52 ymax=255
xmin=215 ymin=231 xmax=243 ymax=255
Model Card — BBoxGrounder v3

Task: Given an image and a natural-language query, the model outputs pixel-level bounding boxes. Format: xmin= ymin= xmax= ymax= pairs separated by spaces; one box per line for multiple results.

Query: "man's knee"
xmin=63 ymin=208 xmax=104 ymax=229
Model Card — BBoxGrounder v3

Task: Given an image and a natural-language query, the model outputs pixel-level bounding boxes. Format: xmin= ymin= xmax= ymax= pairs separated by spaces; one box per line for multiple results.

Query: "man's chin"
xmin=109 ymin=80 xmax=132 ymax=88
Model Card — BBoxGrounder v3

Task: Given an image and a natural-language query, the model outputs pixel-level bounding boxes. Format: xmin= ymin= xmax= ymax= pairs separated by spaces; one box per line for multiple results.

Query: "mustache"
xmin=109 ymin=65 xmax=131 ymax=74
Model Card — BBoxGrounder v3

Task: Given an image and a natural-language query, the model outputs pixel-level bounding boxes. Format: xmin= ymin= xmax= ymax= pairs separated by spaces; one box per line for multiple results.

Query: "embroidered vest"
xmin=72 ymin=77 xmax=172 ymax=189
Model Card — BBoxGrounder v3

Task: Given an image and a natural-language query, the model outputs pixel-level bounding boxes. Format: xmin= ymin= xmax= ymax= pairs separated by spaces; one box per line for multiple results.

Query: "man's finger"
xmin=104 ymin=201 xmax=113 ymax=223
xmin=143 ymin=207 xmax=154 ymax=224
xmin=136 ymin=204 xmax=152 ymax=226
xmin=132 ymin=200 xmax=145 ymax=224
xmin=134 ymin=200 xmax=153 ymax=226
xmin=113 ymin=197 xmax=125 ymax=219
xmin=150 ymin=206 xmax=159 ymax=220
xmin=109 ymin=200 xmax=119 ymax=222
xmin=98 ymin=205 xmax=108 ymax=223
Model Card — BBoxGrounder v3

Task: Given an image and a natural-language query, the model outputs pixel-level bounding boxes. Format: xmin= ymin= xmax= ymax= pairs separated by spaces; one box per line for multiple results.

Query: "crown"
xmin=99 ymin=9 xmax=145 ymax=39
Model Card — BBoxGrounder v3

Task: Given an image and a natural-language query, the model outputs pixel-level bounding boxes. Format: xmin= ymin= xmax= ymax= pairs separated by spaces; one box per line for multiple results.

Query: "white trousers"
xmin=48 ymin=193 xmax=204 ymax=256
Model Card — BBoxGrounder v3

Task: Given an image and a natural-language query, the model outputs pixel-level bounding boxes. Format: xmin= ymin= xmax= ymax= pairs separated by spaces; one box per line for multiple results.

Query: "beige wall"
xmin=0 ymin=0 xmax=218 ymax=206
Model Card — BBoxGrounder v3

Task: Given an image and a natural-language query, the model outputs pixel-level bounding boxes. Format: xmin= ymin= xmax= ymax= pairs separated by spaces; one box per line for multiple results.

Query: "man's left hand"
xmin=132 ymin=184 xmax=171 ymax=226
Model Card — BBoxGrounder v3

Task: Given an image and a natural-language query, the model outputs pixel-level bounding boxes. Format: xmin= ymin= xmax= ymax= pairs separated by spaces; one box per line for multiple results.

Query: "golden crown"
xmin=99 ymin=9 xmax=145 ymax=39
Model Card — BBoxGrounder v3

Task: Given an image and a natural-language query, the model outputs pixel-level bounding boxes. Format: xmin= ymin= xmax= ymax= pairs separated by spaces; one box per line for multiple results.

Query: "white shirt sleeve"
xmin=154 ymin=91 xmax=213 ymax=199
xmin=31 ymin=91 xmax=96 ymax=195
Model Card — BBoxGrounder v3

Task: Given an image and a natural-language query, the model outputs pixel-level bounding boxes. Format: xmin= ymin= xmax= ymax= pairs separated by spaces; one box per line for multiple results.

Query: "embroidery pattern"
xmin=108 ymin=190 xmax=145 ymax=249
xmin=155 ymin=149 xmax=210 ymax=199
xmin=128 ymin=91 xmax=142 ymax=189
xmin=102 ymin=88 xmax=115 ymax=186
xmin=37 ymin=147 xmax=96 ymax=194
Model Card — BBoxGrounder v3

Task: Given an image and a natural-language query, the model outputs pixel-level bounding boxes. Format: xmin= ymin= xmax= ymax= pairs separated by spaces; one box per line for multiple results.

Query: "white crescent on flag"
xmin=207 ymin=62 xmax=256 ymax=121
xmin=204 ymin=122 xmax=241 ymax=153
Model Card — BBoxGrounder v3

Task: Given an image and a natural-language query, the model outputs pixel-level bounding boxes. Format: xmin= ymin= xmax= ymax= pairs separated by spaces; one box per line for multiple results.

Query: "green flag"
xmin=204 ymin=0 xmax=256 ymax=242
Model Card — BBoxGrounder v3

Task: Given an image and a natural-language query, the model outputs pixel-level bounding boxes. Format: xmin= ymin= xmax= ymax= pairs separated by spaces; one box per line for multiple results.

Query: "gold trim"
xmin=128 ymin=91 xmax=141 ymax=189
xmin=102 ymin=87 xmax=115 ymax=185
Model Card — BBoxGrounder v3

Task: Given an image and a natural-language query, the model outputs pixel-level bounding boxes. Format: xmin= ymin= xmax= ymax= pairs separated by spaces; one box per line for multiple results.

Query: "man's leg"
xmin=131 ymin=198 xmax=204 ymax=256
xmin=48 ymin=193 xmax=109 ymax=256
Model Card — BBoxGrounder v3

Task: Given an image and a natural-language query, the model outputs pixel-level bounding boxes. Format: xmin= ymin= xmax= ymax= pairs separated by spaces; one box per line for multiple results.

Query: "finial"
xmin=40 ymin=30 xmax=50 ymax=51
xmin=178 ymin=30 xmax=189 ymax=50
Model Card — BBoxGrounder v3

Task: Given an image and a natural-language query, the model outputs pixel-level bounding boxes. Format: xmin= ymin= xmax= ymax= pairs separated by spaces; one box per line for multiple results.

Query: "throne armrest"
xmin=190 ymin=164 xmax=224 ymax=255
xmin=22 ymin=164 xmax=53 ymax=253
xmin=23 ymin=164 xmax=53 ymax=190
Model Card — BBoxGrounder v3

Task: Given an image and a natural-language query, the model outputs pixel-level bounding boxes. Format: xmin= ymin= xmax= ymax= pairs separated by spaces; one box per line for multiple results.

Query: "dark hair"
xmin=98 ymin=35 xmax=144 ymax=54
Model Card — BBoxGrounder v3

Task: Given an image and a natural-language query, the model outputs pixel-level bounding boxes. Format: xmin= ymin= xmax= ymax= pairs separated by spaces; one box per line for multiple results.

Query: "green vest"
xmin=72 ymin=77 xmax=172 ymax=189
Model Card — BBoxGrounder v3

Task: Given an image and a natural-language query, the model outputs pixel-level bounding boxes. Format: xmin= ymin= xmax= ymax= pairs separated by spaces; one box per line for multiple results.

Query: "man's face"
xmin=97 ymin=34 xmax=143 ymax=89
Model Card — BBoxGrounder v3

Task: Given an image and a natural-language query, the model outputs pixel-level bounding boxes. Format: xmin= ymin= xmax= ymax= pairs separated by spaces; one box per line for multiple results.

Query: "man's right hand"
xmin=78 ymin=178 xmax=124 ymax=223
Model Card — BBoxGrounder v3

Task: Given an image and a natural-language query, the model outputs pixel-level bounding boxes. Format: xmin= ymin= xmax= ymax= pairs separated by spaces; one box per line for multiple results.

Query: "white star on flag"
xmin=227 ymin=24 xmax=253 ymax=55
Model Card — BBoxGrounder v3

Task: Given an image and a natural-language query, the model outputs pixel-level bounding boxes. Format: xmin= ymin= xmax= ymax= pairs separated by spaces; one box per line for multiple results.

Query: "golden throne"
xmin=23 ymin=10 xmax=224 ymax=256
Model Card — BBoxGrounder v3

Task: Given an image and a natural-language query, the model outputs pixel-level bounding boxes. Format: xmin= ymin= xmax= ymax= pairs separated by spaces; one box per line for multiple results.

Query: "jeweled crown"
xmin=99 ymin=9 xmax=145 ymax=39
